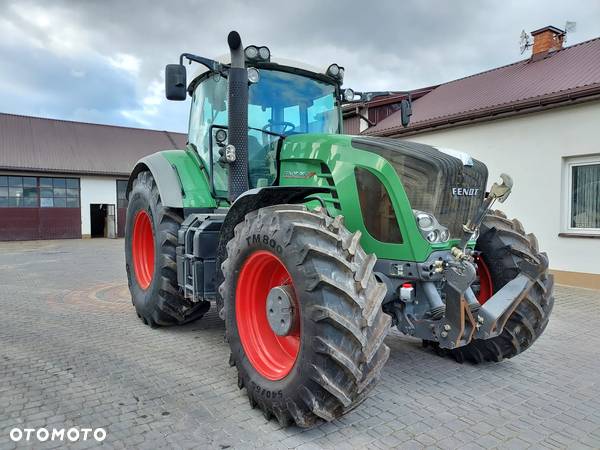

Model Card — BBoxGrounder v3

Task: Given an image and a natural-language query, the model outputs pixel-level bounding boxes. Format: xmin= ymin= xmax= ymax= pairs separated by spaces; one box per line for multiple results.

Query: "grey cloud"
xmin=0 ymin=40 xmax=139 ymax=123
xmin=1 ymin=0 xmax=599 ymax=132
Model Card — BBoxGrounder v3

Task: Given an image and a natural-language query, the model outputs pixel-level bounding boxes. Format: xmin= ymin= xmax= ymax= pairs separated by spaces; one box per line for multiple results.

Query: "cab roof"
xmin=190 ymin=54 xmax=333 ymax=84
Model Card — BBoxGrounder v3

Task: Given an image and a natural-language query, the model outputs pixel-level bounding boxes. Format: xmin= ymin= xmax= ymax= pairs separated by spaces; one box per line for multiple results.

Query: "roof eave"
xmin=0 ymin=166 xmax=131 ymax=178
xmin=366 ymin=83 xmax=600 ymax=137
xmin=531 ymin=25 xmax=565 ymax=36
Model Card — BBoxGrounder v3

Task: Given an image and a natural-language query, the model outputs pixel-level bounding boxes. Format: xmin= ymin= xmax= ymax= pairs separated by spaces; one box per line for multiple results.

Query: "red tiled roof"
xmin=366 ymin=37 xmax=600 ymax=136
xmin=0 ymin=113 xmax=187 ymax=176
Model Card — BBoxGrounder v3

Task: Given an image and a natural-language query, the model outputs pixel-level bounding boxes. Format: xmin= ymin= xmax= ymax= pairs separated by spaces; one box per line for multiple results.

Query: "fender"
xmin=127 ymin=152 xmax=185 ymax=208
xmin=214 ymin=186 xmax=329 ymax=316
xmin=127 ymin=150 xmax=217 ymax=209
xmin=217 ymin=186 xmax=331 ymax=262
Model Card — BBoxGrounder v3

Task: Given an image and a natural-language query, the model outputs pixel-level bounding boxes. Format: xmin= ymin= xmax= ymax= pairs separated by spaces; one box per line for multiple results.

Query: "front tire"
xmin=219 ymin=205 xmax=391 ymax=427
xmin=125 ymin=171 xmax=209 ymax=327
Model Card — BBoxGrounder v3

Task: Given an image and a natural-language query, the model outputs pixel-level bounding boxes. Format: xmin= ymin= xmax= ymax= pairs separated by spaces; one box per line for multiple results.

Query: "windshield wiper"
xmin=248 ymin=126 xmax=285 ymax=139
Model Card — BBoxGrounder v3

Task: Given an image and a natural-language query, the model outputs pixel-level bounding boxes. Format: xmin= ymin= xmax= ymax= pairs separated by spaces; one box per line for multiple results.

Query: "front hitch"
xmin=474 ymin=274 xmax=533 ymax=339
xmin=437 ymin=260 xmax=478 ymax=349
xmin=432 ymin=173 xmax=519 ymax=349
xmin=436 ymin=262 xmax=536 ymax=349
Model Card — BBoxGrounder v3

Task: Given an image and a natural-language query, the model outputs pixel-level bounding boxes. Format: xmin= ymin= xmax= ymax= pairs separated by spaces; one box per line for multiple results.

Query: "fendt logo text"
xmin=451 ymin=187 xmax=480 ymax=197
xmin=9 ymin=427 xmax=107 ymax=443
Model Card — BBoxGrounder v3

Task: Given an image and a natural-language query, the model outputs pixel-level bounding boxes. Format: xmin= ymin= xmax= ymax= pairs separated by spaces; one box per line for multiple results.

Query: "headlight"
xmin=426 ymin=230 xmax=439 ymax=243
xmin=258 ymin=46 xmax=270 ymax=60
xmin=413 ymin=210 xmax=450 ymax=243
xmin=245 ymin=45 xmax=259 ymax=59
xmin=245 ymin=45 xmax=270 ymax=62
xmin=326 ymin=63 xmax=344 ymax=82
xmin=343 ymin=88 xmax=355 ymax=101
xmin=215 ymin=128 xmax=227 ymax=144
xmin=247 ymin=67 xmax=260 ymax=84
xmin=416 ymin=212 xmax=434 ymax=229
xmin=439 ymin=229 xmax=450 ymax=242
xmin=327 ymin=64 xmax=340 ymax=77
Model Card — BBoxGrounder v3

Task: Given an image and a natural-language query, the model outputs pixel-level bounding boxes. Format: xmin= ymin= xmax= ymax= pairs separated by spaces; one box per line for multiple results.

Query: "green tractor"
xmin=124 ymin=31 xmax=554 ymax=427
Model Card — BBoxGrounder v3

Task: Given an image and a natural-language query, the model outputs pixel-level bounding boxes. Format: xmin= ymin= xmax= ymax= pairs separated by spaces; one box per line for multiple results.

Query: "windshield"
xmin=247 ymin=70 xmax=339 ymax=135
xmin=188 ymin=69 xmax=339 ymax=197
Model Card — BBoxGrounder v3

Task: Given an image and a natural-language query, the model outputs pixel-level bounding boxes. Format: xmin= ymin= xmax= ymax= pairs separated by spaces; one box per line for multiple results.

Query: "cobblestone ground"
xmin=1 ymin=239 xmax=599 ymax=449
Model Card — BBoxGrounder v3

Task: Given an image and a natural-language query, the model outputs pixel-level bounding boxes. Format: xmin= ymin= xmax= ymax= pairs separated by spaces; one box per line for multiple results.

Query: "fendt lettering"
xmin=452 ymin=187 xmax=480 ymax=196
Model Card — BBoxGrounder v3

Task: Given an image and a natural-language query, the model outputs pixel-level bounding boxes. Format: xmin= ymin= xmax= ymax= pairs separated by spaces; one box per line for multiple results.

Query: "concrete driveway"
xmin=1 ymin=239 xmax=599 ymax=449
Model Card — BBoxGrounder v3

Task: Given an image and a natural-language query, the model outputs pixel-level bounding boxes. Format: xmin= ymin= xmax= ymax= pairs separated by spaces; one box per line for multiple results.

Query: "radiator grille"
xmin=352 ymin=137 xmax=488 ymax=238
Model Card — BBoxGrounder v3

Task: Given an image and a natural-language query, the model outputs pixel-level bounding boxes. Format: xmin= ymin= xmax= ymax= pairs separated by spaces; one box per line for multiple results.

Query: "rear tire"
xmin=427 ymin=210 xmax=554 ymax=363
xmin=219 ymin=205 xmax=391 ymax=427
xmin=125 ymin=170 xmax=210 ymax=327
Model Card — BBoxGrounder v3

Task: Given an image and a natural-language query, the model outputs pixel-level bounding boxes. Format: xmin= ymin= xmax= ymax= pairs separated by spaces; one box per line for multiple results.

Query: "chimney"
xmin=530 ymin=26 xmax=565 ymax=56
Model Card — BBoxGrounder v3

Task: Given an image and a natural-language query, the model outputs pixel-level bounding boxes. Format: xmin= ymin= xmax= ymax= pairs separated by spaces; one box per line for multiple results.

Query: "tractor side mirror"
xmin=165 ymin=64 xmax=187 ymax=101
xmin=400 ymin=99 xmax=412 ymax=128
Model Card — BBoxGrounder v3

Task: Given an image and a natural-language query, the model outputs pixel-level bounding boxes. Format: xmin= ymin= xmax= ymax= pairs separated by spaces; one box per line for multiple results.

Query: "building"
xmin=344 ymin=26 xmax=600 ymax=289
xmin=0 ymin=113 xmax=186 ymax=240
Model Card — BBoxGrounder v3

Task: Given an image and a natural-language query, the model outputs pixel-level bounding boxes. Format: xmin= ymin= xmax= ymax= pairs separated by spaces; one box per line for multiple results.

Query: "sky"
xmin=1 ymin=0 xmax=599 ymax=133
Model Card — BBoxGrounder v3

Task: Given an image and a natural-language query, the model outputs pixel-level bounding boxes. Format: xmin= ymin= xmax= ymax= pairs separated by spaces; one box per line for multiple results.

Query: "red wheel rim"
xmin=236 ymin=251 xmax=300 ymax=381
xmin=132 ymin=210 xmax=155 ymax=290
xmin=476 ymin=257 xmax=494 ymax=304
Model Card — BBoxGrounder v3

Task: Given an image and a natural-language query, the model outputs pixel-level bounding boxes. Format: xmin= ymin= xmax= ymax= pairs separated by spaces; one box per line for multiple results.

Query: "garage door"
xmin=0 ymin=175 xmax=81 ymax=240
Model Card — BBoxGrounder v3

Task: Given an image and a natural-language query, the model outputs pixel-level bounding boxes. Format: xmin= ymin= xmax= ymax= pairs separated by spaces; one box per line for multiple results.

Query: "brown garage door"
xmin=0 ymin=175 xmax=81 ymax=240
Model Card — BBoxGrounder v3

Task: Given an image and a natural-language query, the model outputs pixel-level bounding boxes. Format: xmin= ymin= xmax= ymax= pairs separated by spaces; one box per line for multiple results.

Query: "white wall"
xmin=80 ymin=176 xmax=117 ymax=237
xmin=403 ymin=101 xmax=600 ymax=275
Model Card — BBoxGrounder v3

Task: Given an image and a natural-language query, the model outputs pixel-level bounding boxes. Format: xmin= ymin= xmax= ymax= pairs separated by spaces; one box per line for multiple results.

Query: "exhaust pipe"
xmin=226 ymin=31 xmax=250 ymax=202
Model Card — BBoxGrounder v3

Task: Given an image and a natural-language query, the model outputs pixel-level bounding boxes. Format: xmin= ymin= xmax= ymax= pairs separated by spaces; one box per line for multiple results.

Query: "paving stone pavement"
xmin=1 ymin=239 xmax=599 ymax=449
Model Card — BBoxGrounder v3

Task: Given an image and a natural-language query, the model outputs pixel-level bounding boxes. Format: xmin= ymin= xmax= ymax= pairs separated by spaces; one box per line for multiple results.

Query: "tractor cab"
xmin=166 ymin=49 xmax=346 ymax=199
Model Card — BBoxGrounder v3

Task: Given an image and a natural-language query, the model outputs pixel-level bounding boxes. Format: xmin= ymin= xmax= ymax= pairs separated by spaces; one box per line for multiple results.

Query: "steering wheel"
xmin=262 ymin=121 xmax=296 ymax=135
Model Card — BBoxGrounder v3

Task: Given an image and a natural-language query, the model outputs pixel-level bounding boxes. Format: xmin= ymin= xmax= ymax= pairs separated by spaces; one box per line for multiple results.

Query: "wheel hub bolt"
xmin=443 ymin=324 xmax=451 ymax=331
xmin=266 ymin=285 xmax=296 ymax=336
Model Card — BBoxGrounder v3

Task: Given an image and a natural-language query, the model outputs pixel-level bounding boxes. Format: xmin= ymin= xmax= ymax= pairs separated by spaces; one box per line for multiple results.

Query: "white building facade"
xmin=405 ymin=101 xmax=600 ymax=288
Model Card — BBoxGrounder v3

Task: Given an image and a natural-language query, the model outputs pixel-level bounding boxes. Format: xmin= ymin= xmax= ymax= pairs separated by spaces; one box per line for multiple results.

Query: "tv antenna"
xmin=519 ymin=30 xmax=532 ymax=54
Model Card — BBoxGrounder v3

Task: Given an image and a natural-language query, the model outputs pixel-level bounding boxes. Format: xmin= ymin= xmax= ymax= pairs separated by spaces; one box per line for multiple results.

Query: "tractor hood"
xmin=351 ymin=136 xmax=488 ymax=239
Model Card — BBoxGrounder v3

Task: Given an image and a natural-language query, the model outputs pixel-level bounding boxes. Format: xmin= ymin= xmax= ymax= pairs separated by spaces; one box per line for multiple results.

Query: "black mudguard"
xmin=214 ymin=186 xmax=329 ymax=316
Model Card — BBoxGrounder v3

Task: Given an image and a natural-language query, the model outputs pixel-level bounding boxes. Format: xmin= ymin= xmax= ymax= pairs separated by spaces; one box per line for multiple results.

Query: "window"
xmin=188 ymin=69 xmax=339 ymax=197
xmin=564 ymin=156 xmax=600 ymax=234
xmin=355 ymin=167 xmax=403 ymax=243
xmin=188 ymin=74 xmax=228 ymax=167
xmin=0 ymin=176 xmax=38 ymax=207
xmin=116 ymin=180 xmax=128 ymax=208
xmin=41 ymin=177 xmax=74 ymax=207
xmin=40 ymin=177 xmax=80 ymax=208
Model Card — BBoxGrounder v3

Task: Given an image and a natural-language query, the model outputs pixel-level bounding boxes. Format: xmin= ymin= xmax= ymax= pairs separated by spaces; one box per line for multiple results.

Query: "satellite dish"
xmin=519 ymin=30 xmax=532 ymax=54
